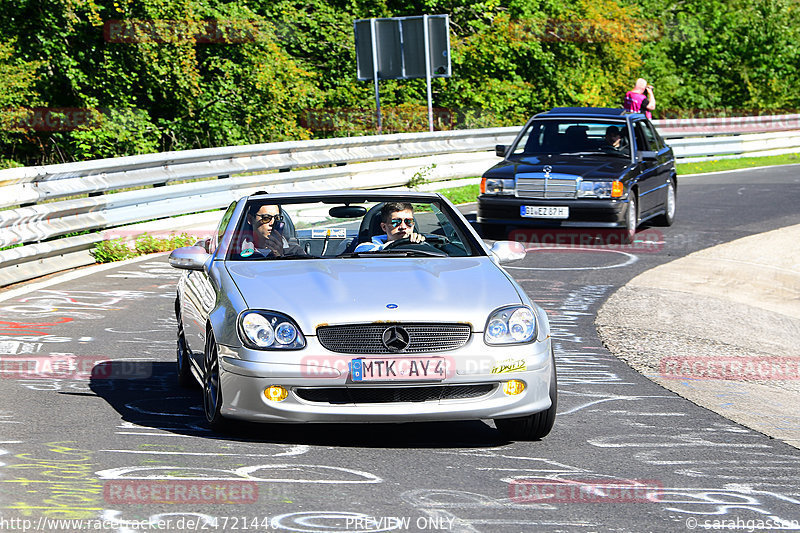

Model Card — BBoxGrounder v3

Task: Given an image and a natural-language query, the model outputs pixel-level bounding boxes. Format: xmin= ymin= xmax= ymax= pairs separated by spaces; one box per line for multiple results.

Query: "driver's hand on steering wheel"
xmin=408 ymin=232 xmax=426 ymax=244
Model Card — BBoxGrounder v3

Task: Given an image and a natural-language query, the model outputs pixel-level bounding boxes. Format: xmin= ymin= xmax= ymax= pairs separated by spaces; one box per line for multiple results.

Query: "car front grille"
xmin=294 ymin=384 xmax=495 ymax=404
xmin=516 ymin=175 xmax=578 ymax=199
xmin=317 ymin=323 xmax=471 ymax=354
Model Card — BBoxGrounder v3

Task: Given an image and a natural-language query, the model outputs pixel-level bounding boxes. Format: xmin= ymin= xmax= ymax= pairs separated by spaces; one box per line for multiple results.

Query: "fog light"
xmin=265 ymin=386 xmax=288 ymax=402
xmin=503 ymin=380 xmax=526 ymax=396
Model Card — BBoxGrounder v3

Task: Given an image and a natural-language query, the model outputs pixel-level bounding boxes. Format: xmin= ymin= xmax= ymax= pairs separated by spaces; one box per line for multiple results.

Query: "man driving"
xmin=354 ymin=202 xmax=426 ymax=252
xmin=601 ymin=125 xmax=629 ymax=155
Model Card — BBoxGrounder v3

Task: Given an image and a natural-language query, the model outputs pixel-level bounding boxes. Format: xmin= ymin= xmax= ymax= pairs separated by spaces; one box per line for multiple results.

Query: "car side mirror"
xmin=490 ymin=241 xmax=527 ymax=264
xmin=638 ymin=150 xmax=657 ymax=162
xmin=169 ymin=246 xmax=211 ymax=271
xmin=495 ymin=144 xmax=507 ymax=158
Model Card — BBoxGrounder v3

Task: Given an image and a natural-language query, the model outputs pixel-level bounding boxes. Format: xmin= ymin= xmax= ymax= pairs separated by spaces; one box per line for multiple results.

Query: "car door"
xmin=643 ymin=120 xmax=674 ymax=211
xmin=181 ymin=201 xmax=237 ymax=361
xmin=632 ymin=120 xmax=669 ymax=217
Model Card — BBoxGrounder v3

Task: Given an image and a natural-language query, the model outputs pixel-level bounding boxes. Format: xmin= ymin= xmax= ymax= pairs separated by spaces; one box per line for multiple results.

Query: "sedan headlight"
xmin=484 ymin=306 xmax=537 ymax=345
xmin=481 ymin=178 xmax=515 ymax=195
xmin=239 ymin=311 xmax=305 ymax=350
xmin=578 ymin=180 xmax=623 ymax=198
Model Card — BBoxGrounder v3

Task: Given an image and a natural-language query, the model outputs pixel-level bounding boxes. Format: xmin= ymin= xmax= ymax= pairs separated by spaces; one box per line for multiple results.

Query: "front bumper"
xmin=216 ymin=336 xmax=554 ymax=423
xmin=477 ymin=195 xmax=629 ymax=228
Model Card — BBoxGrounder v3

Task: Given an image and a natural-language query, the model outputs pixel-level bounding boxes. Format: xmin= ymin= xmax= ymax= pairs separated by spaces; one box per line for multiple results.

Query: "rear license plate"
xmin=520 ymin=205 xmax=569 ymax=219
xmin=350 ymin=357 xmax=447 ymax=382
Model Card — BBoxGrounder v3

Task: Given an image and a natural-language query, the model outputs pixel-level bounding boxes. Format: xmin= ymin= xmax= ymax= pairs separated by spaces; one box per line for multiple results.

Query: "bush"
xmin=92 ymin=233 xmax=197 ymax=263
xmin=133 ymin=233 xmax=162 ymax=254
xmin=91 ymin=238 xmax=135 ymax=263
xmin=134 ymin=232 xmax=196 ymax=254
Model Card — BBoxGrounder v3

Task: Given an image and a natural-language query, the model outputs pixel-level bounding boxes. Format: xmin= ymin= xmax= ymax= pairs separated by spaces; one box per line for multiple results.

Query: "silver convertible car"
xmin=169 ymin=190 xmax=556 ymax=440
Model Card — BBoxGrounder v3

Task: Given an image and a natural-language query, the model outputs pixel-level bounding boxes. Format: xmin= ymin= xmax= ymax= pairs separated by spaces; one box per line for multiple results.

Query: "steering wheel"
xmin=383 ymin=237 xmax=447 ymax=256
xmin=421 ymin=234 xmax=450 ymax=245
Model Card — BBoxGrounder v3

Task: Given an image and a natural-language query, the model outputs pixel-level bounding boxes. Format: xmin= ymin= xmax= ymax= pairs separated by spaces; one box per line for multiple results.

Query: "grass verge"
xmin=677 ymin=152 xmax=800 ymax=175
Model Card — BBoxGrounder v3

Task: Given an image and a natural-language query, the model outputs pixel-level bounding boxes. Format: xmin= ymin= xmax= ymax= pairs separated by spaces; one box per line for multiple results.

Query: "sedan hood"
xmin=487 ymin=155 xmax=632 ymax=180
xmin=225 ymin=257 xmax=523 ymax=334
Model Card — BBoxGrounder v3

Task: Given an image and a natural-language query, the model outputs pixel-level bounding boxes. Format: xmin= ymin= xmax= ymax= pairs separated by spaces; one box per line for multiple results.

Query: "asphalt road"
xmin=0 ymin=166 xmax=799 ymax=533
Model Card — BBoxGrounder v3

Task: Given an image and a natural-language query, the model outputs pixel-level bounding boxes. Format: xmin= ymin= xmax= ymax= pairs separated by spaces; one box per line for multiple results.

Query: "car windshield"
xmin=225 ymin=198 xmax=483 ymax=261
xmin=514 ymin=119 xmax=631 ymax=157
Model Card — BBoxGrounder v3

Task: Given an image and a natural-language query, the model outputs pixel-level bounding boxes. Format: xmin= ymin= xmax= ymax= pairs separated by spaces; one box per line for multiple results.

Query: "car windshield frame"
xmin=510 ymin=117 xmax=633 ymax=160
xmin=220 ymin=193 xmax=487 ymax=262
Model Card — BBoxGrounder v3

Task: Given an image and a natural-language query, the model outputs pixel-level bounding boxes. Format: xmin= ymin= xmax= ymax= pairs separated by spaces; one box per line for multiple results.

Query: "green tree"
xmin=0 ymin=39 xmax=44 ymax=166
xmin=0 ymin=0 xmax=797 ymax=164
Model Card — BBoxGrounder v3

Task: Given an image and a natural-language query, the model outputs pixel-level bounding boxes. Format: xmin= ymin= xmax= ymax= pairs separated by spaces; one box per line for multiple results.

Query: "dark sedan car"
xmin=477 ymin=107 xmax=677 ymax=243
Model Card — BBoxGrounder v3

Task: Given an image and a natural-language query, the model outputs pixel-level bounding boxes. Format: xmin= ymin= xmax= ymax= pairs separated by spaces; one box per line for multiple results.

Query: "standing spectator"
xmin=623 ymin=78 xmax=656 ymax=119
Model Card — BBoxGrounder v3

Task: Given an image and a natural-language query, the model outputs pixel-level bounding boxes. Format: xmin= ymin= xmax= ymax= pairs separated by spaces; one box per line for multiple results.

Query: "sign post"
xmin=423 ymin=15 xmax=433 ymax=132
xmin=369 ymin=18 xmax=381 ymax=132
xmin=354 ymin=15 xmax=451 ymax=133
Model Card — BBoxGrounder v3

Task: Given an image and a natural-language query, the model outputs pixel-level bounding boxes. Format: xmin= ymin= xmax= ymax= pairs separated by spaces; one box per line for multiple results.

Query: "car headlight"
xmin=481 ymin=178 xmax=515 ymax=195
xmin=238 ymin=311 xmax=305 ymax=350
xmin=484 ymin=306 xmax=537 ymax=345
xmin=578 ymin=180 xmax=623 ymax=198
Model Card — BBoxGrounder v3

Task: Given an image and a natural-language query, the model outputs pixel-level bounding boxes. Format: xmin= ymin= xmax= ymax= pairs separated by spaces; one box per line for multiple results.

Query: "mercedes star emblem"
xmin=543 ymin=165 xmax=552 ymax=178
xmin=382 ymin=326 xmax=410 ymax=352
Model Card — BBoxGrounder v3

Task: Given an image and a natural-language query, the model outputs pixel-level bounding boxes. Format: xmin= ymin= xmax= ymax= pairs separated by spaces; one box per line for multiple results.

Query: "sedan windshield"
xmin=515 ymin=120 xmax=631 ymax=157
xmin=225 ymin=198 xmax=482 ymax=261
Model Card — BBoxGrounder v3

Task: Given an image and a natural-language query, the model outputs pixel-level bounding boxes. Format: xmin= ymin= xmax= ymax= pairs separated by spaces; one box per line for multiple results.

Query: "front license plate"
xmin=350 ymin=357 xmax=447 ymax=382
xmin=520 ymin=205 xmax=569 ymax=219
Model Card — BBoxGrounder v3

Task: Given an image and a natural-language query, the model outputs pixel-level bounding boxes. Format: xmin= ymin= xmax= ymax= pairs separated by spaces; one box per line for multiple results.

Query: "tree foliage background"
xmin=0 ymin=0 xmax=798 ymax=166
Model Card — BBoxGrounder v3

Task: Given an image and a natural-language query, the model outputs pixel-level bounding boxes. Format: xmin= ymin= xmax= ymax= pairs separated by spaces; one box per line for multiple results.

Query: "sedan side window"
xmin=644 ymin=122 xmax=665 ymax=150
xmin=633 ymin=122 xmax=652 ymax=151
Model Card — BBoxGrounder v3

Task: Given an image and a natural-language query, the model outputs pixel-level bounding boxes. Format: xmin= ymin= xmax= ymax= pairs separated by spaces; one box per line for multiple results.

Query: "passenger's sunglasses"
xmin=255 ymin=213 xmax=282 ymax=223
xmin=389 ymin=218 xmax=415 ymax=228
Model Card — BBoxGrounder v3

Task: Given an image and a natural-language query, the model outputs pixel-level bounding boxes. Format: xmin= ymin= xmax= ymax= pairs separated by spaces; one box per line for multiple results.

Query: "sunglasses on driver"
xmin=389 ymin=218 xmax=415 ymax=228
xmin=255 ymin=213 xmax=283 ymax=223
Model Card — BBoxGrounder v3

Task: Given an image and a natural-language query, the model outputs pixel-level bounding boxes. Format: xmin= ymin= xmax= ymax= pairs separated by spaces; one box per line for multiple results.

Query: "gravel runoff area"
xmin=596 ymin=224 xmax=800 ymax=449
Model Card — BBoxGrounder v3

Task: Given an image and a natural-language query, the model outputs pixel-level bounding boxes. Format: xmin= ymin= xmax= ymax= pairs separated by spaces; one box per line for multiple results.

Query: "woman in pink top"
xmin=623 ymin=78 xmax=656 ymax=119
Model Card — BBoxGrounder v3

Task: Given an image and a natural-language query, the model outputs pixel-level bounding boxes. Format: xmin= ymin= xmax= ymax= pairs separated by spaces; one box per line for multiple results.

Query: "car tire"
xmin=653 ymin=178 xmax=676 ymax=227
xmin=494 ymin=348 xmax=557 ymax=441
xmin=203 ymin=331 xmax=227 ymax=430
xmin=622 ymin=191 xmax=638 ymax=244
xmin=175 ymin=298 xmax=196 ymax=389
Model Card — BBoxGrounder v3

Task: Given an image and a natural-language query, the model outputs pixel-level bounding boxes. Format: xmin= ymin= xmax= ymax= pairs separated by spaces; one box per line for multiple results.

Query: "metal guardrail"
xmin=1 ymin=114 xmax=799 ymax=287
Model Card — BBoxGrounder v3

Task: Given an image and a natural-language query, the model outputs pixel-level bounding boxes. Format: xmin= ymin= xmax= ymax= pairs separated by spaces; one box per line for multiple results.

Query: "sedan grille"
xmin=295 ymin=384 xmax=495 ymax=404
xmin=317 ymin=323 xmax=471 ymax=354
xmin=516 ymin=175 xmax=578 ymax=199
